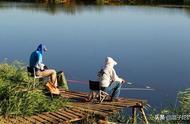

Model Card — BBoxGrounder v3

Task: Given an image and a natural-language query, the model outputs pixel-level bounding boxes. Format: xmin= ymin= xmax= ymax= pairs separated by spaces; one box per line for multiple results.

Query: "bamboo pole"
xmin=132 ymin=107 xmax=137 ymax=124
xmin=139 ymin=107 xmax=149 ymax=124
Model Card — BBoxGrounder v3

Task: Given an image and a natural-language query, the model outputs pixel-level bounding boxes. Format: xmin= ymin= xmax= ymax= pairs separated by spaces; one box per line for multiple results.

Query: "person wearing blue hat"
xmin=29 ymin=44 xmax=58 ymax=90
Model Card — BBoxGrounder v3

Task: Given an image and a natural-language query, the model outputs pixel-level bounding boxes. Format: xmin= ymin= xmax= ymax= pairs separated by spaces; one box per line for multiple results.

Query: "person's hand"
xmin=44 ymin=65 xmax=48 ymax=70
xmin=121 ymin=79 xmax=126 ymax=84
xmin=39 ymin=63 xmax=45 ymax=71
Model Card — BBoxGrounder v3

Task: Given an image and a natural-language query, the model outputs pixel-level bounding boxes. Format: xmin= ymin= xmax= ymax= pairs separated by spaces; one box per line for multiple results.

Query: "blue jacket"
xmin=29 ymin=44 xmax=44 ymax=70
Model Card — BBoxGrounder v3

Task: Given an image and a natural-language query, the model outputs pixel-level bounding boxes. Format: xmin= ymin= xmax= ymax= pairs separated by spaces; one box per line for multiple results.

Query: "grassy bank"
xmin=0 ymin=61 xmax=67 ymax=118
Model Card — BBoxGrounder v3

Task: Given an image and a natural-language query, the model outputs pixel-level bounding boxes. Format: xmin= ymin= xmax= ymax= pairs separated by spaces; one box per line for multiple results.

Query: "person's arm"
xmin=36 ymin=52 xmax=45 ymax=71
xmin=112 ymin=69 xmax=125 ymax=83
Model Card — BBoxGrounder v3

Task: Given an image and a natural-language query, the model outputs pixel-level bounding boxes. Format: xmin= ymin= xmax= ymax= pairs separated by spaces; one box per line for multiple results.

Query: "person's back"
xmin=29 ymin=44 xmax=44 ymax=71
xmin=100 ymin=65 xmax=114 ymax=87
xmin=30 ymin=51 xmax=39 ymax=68
xmin=99 ymin=57 xmax=123 ymax=87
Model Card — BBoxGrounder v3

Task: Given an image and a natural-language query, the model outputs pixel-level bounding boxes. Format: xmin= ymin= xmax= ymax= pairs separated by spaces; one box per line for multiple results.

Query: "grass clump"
xmin=178 ymin=88 xmax=190 ymax=113
xmin=148 ymin=88 xmax=190 ymax=124
xmin=0 ymin=61 xmax=67 ymax=117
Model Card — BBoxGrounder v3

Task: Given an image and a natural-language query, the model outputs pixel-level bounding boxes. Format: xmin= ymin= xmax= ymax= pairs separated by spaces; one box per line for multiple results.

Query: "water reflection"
xmin=0 ymin=1 xmax=190 ymax=108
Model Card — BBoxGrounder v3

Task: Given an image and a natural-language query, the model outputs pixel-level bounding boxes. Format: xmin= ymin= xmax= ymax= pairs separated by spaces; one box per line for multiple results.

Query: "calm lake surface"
xmin=0 ymin=2 xmax=190 ymax=109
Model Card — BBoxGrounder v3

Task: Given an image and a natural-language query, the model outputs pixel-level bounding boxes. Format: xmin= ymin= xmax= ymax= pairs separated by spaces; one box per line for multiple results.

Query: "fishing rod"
xmin=121 ymin=88 xmax=155 ymax=91
xmin=67 ymin=79 xmax=155 ymax=91
xmin=67 ymin=79 xmax=133 ymax=85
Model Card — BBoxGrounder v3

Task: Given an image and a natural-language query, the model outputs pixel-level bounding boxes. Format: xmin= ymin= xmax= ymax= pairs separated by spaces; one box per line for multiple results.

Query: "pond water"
xmin=0 ymin=2 xmax=190 ymax=109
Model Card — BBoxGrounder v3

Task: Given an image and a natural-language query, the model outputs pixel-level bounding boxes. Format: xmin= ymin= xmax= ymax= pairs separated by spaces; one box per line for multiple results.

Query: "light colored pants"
xmin=36 ymin=69 xmax=57 ymax=87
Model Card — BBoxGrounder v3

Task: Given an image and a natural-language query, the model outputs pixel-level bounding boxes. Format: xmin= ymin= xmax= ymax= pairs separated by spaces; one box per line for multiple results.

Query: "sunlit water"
xmin=0 ymin=2 xmax=190 ymax=109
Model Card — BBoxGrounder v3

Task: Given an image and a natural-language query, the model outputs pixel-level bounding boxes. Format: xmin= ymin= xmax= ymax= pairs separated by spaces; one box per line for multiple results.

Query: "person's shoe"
xmin=46 ymin=82 xmax=60 ymax=95
xmin=51 ymin=88 xmax=60 ymax=95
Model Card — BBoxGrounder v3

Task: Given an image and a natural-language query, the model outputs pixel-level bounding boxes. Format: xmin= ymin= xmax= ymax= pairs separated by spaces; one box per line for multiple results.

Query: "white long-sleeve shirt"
xmin=100 ymin=65 xmax=123 ymax=87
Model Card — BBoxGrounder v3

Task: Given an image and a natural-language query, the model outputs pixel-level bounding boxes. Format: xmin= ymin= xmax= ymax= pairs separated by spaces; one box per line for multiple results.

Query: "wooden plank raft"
xmin=1 ymin=90 xmax=148 ymax=124
xmin=0 ymin=107 xmax=86 ymax=124
xmin=61 ymin=90 xmax=149 ymax=124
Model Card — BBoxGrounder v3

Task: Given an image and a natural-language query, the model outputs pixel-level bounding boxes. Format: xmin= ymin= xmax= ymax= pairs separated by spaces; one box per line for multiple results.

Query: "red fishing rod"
xmin=67 ymin=79 xmax=155 ymax=91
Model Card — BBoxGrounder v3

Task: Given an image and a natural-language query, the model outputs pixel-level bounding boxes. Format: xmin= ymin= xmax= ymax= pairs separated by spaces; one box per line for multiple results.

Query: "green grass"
xmin=0 ymin=61 xmax=67 ymax=118
xmin=147 ymin=88 xmax=190 ymax=124
xmin=178 ymin=88 xmax=190 ymax=114
xmin=105 ymin=88 xmax=190 ymax=124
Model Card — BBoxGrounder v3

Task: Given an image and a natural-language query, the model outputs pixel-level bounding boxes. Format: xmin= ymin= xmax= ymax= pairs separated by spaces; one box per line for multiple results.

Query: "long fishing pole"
xmin=67 ymin=79 xmax=155 ymax=91
xmin=67 ymin=79 xmax=133 ymax=85
xmin=121 ymin=88 xmax=155 ymax=91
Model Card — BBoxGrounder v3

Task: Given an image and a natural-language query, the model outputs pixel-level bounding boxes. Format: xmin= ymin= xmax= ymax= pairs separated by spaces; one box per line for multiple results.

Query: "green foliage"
xmin=108 ymin=110 xmax=131 ymax=124
xmin=148 ymin=88 xmax=190 ymax=124
xmin=178 ymin=88 xmax=190 ymax=113
xmin=0 ymin=61 xmax=67 ymax=117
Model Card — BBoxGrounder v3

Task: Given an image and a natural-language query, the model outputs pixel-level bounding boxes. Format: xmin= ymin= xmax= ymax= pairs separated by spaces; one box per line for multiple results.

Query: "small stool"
xmin=88 ymin=80 xmax=109 ymax=103
xmin=27 ymin=66 xmax=43 ymax=88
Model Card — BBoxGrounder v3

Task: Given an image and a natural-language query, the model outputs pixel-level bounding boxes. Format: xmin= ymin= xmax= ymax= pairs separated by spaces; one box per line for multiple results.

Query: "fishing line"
xmin=121 ymin=88 xmax=155 ymax=91
xmin=67 ymin=79 xmax=155 ymax=91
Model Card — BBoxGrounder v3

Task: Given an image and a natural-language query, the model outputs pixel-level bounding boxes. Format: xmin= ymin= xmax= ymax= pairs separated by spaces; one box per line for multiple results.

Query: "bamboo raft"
xmin=1 ymin=90 xmax=148 ymax=124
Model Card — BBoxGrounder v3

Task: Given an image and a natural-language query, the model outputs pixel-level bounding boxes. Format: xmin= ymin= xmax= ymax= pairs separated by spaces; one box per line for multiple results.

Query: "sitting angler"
xmin=29 ymin=44 xmax=59 ymax=94
xmin=98 ymin=57 xmax=126 ymax=101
